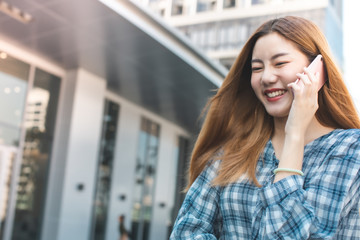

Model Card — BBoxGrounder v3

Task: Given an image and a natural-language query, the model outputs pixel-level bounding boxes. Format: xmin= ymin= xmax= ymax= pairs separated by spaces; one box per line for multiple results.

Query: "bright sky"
xmin=343 ymin=0 xmax=360 ymax=113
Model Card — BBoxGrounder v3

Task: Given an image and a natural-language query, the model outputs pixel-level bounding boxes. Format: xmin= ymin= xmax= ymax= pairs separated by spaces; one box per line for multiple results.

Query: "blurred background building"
xmin=0 ymin=0 xmax=226 ymax=240
xmin=138 ymin=0 xmax=343 ymax=69
xmin=0 ymin=0 xmax=350 ymax=240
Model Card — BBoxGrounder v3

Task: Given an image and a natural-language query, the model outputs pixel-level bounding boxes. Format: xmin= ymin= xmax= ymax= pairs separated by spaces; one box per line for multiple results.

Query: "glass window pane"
xmin=11 ymin=68 xmax=61 ymax=240
xmin=131 ymin=118 xmax=160 ymax=240
xmin=91 ymin=100 xmax=120 ymax=240
xmin=224 ymin=0 xmax=236 ymax=8
xmin=0 ymin=146 xmax=17 ymax=240
xmin=0 ymin=51 xmax=30 ymax=240
xmin=0 ymin=52 xmax=30 ymax=147
xmin=197 ymin=0 xmax=217 ymax=12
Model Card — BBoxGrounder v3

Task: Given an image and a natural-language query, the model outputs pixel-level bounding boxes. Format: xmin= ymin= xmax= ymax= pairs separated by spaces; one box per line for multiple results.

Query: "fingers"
xmin=302 ymin=67 xmax=320 ymax=87
xmin=289 ymin=67 xmax=319 ymax=94
xmin=285 ymin=67 xmax=320 ymax=135
xmin=296 ymin=73 xmax=310 ymax=86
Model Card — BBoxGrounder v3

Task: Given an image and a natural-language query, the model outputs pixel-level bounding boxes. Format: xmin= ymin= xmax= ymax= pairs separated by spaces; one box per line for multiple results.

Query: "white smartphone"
xmin=296 ymin=54 xmax=326 ymax=91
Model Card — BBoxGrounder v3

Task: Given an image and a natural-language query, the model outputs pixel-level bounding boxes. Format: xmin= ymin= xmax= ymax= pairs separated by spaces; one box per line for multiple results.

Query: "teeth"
xmin=266 ymin=90 xmax=285 ymax=98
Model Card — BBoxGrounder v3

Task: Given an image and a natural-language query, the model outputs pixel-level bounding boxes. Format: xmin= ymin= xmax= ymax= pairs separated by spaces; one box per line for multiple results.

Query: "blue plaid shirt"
xmin=170 ymin=129 xmax=360 ymax=239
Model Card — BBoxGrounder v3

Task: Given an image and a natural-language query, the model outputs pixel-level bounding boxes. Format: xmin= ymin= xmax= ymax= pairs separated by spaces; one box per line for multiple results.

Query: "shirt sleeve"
xmin=252 ymin=137 xmax=360 ymax=240
xmin=170 ymin=161 xmax=221 ymax=240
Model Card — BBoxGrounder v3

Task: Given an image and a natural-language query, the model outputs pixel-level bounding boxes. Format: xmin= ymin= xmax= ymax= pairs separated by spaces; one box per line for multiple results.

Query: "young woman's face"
xmin=250 ymin=32 xmax=310 ymax=118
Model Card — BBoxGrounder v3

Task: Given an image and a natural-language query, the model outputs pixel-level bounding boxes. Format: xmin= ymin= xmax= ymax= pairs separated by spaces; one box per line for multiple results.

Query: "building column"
xmin=41 ymin=68 xmax=106 ymax=240
xmin=185 ymin=0 xmax=198 ymax=15
xmin=217 ymin=0 xmax=224 ymax=11
xmin=164 ymin=0 xmax=173 ymax=18
xmin=104 ymin=101 xmax=141 ymax=240
xmin=149 ymin=125 xmax=179 ymax=240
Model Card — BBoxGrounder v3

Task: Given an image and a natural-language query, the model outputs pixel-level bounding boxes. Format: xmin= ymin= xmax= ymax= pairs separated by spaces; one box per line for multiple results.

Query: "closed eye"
xmin=251 ymin=66 xmax=263 ymax=72
xmin=275 ymin=62 xmax=288 ymax=67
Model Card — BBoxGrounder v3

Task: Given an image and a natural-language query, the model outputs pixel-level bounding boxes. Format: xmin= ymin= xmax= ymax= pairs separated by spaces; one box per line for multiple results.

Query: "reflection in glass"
xmin=11 ymin=68 xmax=60 ymax=240
xmin=251 ymin=0 xmax=267 ymax=5
xmin=224 ymin=0 xmax=236 ymax=8
xmin=0 ymin=52 xmax=29 ymax=147
xmin=197 ymin=0 xmax=216 ymax=12
xmin=131 ymin=118 xmax=160 ymax=240
xmin=91 ymin=100 xmax=120 ymax=240
xmin=0 ymin=51 xmax=30 ymax=240
xmin=0 ymin=146 xmax=17 ymax=240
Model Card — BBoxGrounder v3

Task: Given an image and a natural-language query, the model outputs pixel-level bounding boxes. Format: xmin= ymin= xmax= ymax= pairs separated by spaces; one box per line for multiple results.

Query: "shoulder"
xmin=185 ymin=159 xmax=222 ymax=201
xmin=187 ymin=151 xmax=223 ymax=194
xmin=331 ymin=128 xmax=360 ymax=139
xmin=314 ymin=128 xmax=360 ymax=149
xmin=325 ymin=129 xmax=360 ymax=187
xmin=201 ymin=149 xmax=224 ymax=178
xmin=328 ymin=129 xmax=360 ymax=154
xmin=304 ymin=129 xmax=360 ymax=188
xmin=321 ymin=129 xmax=360 ymax=171
xmin=306 ymin=129 xmax=360 ymax=169
xmin=200 ymin=159 xmax=221 ymax=182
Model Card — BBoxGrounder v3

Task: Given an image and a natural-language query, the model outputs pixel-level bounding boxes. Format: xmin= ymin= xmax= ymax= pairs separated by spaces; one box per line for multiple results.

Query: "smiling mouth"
xmin=265 ymin=90 xmax=286 ymax=98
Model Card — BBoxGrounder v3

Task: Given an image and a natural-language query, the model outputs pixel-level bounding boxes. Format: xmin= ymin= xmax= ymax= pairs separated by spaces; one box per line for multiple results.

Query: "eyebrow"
xmin=251 ymin=53 xmax=290 ymax=63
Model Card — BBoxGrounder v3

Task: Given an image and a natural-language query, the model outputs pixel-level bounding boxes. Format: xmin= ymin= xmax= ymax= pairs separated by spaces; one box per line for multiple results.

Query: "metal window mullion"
xmin=137 ymin=121 xmax=151 ymax=240
xmin=2 ymin=65 xmax=36 ymax=240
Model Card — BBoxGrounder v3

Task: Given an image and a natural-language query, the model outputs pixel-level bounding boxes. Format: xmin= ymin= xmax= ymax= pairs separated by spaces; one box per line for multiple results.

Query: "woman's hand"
xmin=286 ymin=67 xmax=320 ymax=137
xmin=274 ymin=67 xmax=320 ymax=182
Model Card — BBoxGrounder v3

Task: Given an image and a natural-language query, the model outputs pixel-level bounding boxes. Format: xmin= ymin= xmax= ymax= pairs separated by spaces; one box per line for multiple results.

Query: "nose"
xmin=261 ymin=67 xmax=277 ymax=85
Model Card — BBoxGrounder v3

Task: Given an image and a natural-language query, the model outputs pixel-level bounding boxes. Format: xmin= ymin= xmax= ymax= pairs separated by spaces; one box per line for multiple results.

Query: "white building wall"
xmin=1 ymin=37 xmax=191 ymax=240
xmin=41 ymin=69 xmax=76 ymax=240
xmin=105 ymin=91 xmax=189 ymax=240
xmin=105 ymin=96 xmax=141 ymax=240
xmin=56 ymin=69 xmax=106 ymax=240
xmin=149 ymin=124 xmax=180 ymax=240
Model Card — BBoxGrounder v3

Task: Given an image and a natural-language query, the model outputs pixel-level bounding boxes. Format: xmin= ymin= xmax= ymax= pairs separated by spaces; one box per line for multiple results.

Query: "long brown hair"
xmin=187 ymin=16 xmax=360 ymax=189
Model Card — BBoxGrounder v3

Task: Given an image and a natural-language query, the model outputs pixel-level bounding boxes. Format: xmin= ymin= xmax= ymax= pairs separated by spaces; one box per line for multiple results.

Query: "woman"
xmin=170 ymin=16 xmax=360 ymax=239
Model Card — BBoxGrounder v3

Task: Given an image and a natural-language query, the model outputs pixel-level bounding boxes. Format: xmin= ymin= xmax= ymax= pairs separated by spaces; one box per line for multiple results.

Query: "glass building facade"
xmin=140 ymin=0 xmax=343 ymax=69
xmin=0 ymin=41 xmax=196 ymax=240
xmin=0 ymin=47 xmax=192 ymax=240
xmin=0 ymin=51 xmax=61 ymax=240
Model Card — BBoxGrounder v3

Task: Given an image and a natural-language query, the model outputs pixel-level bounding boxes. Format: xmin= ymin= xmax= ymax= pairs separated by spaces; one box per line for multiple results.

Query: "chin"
xmin=265 ymin=109 xmax=290 ymax=118
xmin=263 ymin=103 xmax=291 ymax=118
